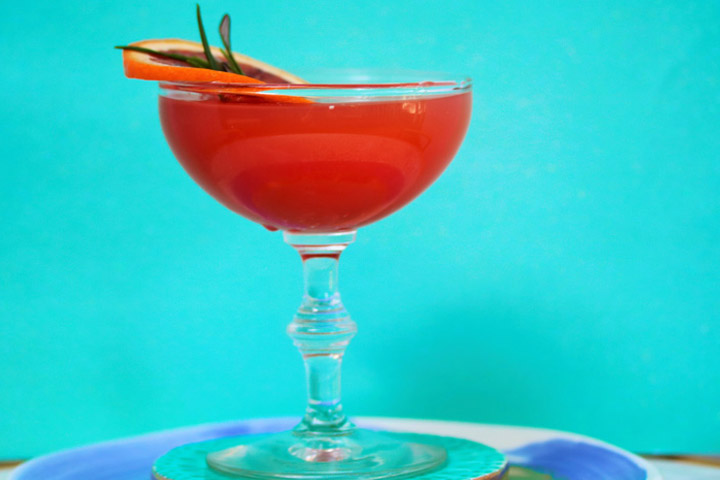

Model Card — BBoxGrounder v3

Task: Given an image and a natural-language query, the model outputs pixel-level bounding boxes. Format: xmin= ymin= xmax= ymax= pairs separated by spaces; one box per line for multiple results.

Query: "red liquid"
xmin=159 ymin=91 xmax=471 ymax=232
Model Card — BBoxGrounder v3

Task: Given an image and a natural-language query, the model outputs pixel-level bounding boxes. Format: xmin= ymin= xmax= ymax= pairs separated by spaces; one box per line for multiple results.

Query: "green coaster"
xmin=154 ymin=432 xmax=507 ymax=480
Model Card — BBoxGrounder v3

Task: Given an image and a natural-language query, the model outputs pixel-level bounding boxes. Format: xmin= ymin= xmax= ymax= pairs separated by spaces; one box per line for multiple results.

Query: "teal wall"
xmin=1 ymin=0 xmax=719 ymax=458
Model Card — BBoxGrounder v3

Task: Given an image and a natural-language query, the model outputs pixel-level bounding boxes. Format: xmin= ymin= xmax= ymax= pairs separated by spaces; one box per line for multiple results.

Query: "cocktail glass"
xmin=153 ymin=70 xmax=488 ymax=480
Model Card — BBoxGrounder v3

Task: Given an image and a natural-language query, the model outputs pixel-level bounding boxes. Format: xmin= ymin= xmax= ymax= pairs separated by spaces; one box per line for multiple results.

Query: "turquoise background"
xmin=1 ymin=0 xmax=719 ymax=457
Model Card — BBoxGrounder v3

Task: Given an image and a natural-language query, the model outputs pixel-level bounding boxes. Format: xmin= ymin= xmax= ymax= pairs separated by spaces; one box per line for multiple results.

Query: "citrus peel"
xmin=120 ymin=39 xmax=306 ymax=85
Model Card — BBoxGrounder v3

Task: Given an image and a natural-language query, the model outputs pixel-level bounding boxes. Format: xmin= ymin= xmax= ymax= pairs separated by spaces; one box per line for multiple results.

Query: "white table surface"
xmin=4 ymin=460 xmax=720 ymax=480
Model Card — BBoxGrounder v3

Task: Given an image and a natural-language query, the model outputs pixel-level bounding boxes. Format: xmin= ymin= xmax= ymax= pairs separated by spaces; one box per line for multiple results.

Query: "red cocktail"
xmin=160 ymin=84 xmax=471 ymax=232
xmin=118 ymin=11 xmax=504 ymax=479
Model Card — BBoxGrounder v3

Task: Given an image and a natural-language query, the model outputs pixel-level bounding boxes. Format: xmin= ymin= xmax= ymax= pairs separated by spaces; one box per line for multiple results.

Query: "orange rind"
xmin=120 ymin=39 xmax=306 ymax=85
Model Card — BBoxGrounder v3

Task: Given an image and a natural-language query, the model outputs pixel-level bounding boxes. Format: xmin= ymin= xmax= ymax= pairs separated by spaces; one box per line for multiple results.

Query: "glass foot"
xmin=207 ymin=429 xmax=445 ymax=480
xmin=153 ymin=429 xmax=507 ymax=480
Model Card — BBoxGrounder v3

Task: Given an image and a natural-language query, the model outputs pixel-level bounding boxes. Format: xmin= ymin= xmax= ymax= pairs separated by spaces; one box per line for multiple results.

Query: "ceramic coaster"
xmin=153 ymin=432 xmax=507 ymax=480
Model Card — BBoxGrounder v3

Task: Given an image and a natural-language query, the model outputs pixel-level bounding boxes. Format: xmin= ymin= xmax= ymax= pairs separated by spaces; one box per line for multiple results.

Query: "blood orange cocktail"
xmin=118 ymin=11 xmax=500 ymax=477
xmin=159 ymin=85 xmax=471 ymax=232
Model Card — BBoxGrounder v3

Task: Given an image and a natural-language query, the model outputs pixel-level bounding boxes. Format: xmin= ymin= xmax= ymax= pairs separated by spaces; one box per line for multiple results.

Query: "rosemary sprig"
xmin=116 ymin=5 xmax=248 ymax=75
xmin=114 ymin=45 xmax=210 ymax=68
xmin=196 ymin=4 xmax=220 ymax=70
xmin=219 ymin=14 xmax=244 ymax=75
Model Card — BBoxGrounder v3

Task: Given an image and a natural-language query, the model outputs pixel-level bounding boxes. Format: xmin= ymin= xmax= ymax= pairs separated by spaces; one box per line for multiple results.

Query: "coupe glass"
xmin=154 ymin=70 xmax=475 ymax=480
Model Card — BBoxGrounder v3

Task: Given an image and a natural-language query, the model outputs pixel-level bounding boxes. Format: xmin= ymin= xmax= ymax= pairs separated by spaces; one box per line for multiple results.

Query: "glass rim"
xmin=158 ymin=69 xmax=472 ymax=96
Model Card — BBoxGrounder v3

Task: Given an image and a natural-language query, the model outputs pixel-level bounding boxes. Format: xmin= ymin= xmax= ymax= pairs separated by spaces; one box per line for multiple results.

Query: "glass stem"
xmin=284 ymin=231 xmax=358 ymax=436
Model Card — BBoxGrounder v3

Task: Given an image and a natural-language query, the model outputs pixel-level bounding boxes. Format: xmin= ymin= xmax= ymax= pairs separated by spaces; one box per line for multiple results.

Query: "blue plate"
xmin=10 ymin=418 xmax=661 ymax=480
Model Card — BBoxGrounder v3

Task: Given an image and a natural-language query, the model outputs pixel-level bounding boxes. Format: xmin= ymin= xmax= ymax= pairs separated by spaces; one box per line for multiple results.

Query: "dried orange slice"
xmin=120 ymin=39 xmax=306 ymax=85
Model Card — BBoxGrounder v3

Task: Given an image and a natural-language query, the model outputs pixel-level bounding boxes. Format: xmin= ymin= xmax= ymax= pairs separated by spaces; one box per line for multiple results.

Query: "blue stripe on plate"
xmin=507 ymin=439 xmax=647 ymax=480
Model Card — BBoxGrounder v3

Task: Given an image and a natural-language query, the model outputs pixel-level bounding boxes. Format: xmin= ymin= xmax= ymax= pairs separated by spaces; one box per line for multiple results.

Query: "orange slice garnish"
xmin=121 ymin=39 xmax=307 ymax=85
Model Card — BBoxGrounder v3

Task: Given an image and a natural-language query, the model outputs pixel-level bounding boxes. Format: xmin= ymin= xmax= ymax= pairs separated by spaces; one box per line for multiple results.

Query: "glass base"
xmin=207 ymin=429 xmax=445 ymax=480
xmin=153 ymin=429 xmax=507 ymax=480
